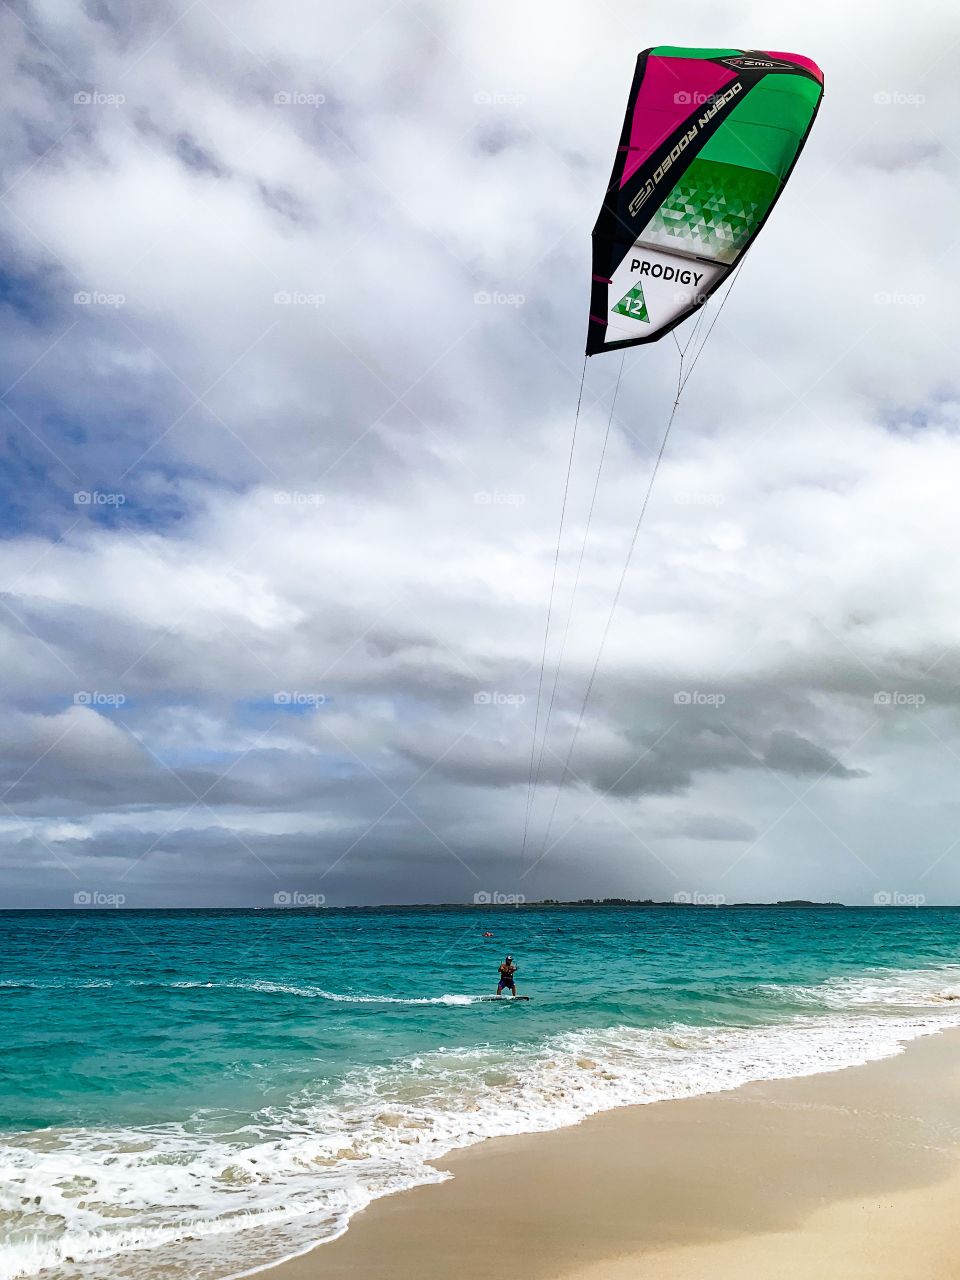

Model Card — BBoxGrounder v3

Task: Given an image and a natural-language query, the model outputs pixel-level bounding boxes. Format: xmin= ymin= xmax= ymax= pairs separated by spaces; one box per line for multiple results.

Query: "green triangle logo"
xmin=612 ymin=283 xmax=649 ymax=323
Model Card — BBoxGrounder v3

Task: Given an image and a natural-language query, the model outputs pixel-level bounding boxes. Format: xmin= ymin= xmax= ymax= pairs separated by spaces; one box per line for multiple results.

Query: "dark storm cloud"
xmin=763 ymin=730 xmax=868 ymax=781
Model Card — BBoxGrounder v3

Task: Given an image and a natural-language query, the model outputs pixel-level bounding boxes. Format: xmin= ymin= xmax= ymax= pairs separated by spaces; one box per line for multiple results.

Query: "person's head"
xmin=505 ymin=955 xmax=513 ymax=963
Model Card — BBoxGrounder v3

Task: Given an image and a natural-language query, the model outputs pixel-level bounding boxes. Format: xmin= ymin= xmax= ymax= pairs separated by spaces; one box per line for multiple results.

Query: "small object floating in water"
xmin=482 ymin=931 xmax=494 ymax=937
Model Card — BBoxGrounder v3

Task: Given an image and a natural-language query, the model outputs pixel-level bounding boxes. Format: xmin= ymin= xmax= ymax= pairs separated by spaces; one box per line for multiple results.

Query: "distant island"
xmin=473 ymin=898 xmax=845 ymax=909
xmin=261 ymin=898 xmax=848 ymax=911
xmin=318 ymin=899 xmax=847 ymax=910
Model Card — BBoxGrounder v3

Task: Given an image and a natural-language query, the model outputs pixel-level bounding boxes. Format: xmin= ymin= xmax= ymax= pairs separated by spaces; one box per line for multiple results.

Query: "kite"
xmin=588 ymin=47 xmax=824 ymax=354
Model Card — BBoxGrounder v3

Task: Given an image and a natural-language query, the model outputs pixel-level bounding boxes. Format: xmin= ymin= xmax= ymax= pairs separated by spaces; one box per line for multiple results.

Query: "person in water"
xmin=497 ymin=955 xmax=518 ymax=997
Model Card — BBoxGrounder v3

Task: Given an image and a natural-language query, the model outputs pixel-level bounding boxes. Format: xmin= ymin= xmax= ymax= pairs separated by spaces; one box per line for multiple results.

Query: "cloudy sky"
xmin=1 ymin=0 xmax=959 ymax=908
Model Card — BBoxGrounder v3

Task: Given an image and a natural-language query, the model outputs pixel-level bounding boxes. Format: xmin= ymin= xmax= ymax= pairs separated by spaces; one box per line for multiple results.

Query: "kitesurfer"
xmin=497 ymin=955 xmax=518 ymax=997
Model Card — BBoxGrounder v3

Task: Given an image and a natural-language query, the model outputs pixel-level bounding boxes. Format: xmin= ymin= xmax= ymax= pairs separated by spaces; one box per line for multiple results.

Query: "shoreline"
xmin=255 ymin=1027 xmax=960 ymax=1280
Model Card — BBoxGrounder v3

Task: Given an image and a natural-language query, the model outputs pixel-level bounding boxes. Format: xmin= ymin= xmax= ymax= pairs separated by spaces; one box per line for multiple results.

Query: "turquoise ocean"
xmin=4 ymin=906 xmax=960 ymax=1280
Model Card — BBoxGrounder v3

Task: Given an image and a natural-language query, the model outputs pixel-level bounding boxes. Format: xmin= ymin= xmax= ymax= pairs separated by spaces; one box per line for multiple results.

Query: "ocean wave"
xmin=757 ymin=964 xmax=960 ymax=1009
xmin=166 ymin=979 xmax=485 ymax=1005
xmin=0 ymin=975 xmax=489 ymax=1005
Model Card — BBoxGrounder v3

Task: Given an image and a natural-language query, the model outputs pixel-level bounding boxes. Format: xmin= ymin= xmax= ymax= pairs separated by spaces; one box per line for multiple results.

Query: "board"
xmin=481 ymin=995 xmax=531 ymax=1001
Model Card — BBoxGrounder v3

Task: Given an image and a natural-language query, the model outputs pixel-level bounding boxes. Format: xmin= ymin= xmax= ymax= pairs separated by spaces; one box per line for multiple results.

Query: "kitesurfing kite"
xmin=588 ymin=46 xmax=824 ymax=353
xmin=520 ymin=48 xmax=823 ymax=873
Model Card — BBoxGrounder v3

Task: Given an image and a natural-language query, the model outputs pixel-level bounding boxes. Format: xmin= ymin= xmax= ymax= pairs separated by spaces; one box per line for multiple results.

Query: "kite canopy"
xmin=587 ymin=47 xmax=824 ymax=355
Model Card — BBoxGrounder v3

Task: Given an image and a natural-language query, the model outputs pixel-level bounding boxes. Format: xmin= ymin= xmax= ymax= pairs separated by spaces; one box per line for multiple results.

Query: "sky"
xmin=1 ymin=0 xmax=959 ymax=908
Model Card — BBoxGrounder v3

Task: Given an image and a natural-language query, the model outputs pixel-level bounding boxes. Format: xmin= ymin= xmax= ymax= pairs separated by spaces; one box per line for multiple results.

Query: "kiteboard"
xmin=481 ymin=995 xmax=531 ymax=1002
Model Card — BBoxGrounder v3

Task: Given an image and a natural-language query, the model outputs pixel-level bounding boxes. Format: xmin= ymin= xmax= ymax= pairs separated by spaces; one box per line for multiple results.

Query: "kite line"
xmin=519 ymin=356 xmax=587 ymax=872
xmin=521 ymin=268 xmax=746 ymax=879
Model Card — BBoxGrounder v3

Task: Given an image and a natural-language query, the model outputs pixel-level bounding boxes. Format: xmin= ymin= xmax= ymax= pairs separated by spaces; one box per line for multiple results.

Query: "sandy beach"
xmin=259 ymin=1028 xmax=960 ymax=1280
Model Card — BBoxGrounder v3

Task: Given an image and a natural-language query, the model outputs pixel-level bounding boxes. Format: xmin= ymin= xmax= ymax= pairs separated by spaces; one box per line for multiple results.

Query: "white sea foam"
xmin=135 ymin=978 xmax=484 ymax=1005
xmin=4 ymin=965 xmax=960 ymax=1280
xmin=233 ymin=980 xmax=483 ymax=1005
xmin=764 ymin=963 xmax=960 ymax=1009
xmin=0 ymin=976 xmax=481 ymax=1005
